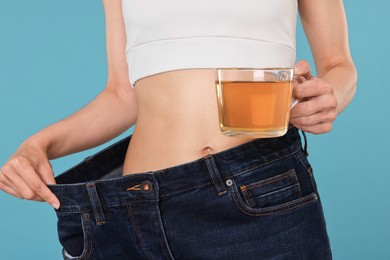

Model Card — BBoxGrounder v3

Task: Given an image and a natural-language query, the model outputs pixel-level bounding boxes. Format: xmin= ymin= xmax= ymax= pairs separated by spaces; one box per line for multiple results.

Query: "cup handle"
xmin=291 ymin=72 xmax=306 ymax=109
xmin=291 ymin=98 xmax=299 ymax=109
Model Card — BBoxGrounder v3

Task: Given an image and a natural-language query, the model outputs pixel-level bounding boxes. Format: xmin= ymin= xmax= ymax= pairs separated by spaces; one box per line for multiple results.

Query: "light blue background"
xmin=0 ymin=0 xmax=388 ymax=259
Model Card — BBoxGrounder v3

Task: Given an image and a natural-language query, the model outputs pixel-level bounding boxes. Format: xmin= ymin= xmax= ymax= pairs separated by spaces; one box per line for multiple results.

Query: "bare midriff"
xmin=122 ymin=69 xmax=255 ymax=176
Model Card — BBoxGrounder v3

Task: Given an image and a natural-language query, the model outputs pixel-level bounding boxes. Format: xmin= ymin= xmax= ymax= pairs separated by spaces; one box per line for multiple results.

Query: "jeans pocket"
xmin=227 ymin=168 xmax=318 ymax=217
xmin=56 ymin=212 xmax=93 ymax=260
xmin=295 ymin=149 xmax=319 ymax=195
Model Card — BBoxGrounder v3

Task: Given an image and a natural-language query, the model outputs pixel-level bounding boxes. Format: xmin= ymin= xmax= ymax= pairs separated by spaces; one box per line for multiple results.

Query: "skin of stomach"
xmin=122 ymin=69 xmax=255 ymax=176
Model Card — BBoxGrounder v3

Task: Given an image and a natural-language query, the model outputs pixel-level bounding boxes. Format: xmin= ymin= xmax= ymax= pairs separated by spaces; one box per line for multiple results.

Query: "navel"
xmin=203 ymin=146 xmax=214 ymax=156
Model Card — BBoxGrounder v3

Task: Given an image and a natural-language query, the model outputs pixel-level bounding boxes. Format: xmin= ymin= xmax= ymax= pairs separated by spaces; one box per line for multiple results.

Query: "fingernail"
xmin=52 ymin=203 xmax=60 ymax=209
xmin=295 ymin=66 xmax=302 ymax=75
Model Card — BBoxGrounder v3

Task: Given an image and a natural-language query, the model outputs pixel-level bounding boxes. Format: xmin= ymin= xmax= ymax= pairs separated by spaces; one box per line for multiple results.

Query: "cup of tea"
xmin=214 ymin=68 xmax=298 ymax=138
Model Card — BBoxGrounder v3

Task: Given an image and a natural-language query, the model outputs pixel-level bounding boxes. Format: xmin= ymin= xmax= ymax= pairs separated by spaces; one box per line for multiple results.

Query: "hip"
xmin=47 ymin=126 xmax=332 ymax=259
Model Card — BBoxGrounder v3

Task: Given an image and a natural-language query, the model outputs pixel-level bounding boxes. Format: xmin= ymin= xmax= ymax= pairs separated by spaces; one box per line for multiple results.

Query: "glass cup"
xmin=214 ymin=68 xmax=298 ymax=138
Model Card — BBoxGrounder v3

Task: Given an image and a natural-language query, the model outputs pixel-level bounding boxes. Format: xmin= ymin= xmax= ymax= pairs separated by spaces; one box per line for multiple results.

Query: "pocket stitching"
xmin=246 ymin=183 xmax=301 ymax=205
xmin=241 ymin=169 xmax=294 ymax=192
xmin=295 ymin=149 xmax=310 ymax=171
xmin=229 ymin=179 xmax=318 ymax=217
xmin=239 ymin=169 xmax=299 ymax=202
xmin=295 ymin=151 xmax=317 ymax=194
xmin=294 ymin=181 xmax=303 ymax=197
xmin=62 ymin=214 xmax=93 ymax=260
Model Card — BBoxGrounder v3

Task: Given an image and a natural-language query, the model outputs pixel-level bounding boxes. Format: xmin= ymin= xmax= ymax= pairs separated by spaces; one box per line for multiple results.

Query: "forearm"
xmin=25 ymin=86 xmax=138 ymax=159
xmin=298 ymin=0 xmax=357 ymax=115
xmin=317 ymin=60 xmax=357 ymax=115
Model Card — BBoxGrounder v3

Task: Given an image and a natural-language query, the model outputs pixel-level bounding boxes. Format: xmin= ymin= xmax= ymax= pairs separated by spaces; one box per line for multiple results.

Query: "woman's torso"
xmin=122 ymin=69 xmax=255 ymax=175
xmin=120 ymin=0 xmax=298 ymax=175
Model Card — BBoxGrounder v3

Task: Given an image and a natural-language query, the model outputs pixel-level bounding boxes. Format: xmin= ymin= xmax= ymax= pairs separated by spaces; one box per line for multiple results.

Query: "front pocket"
xmin=227 ymin=169 xmax=318 ymax=216
xmin=56 ymin=212 xmax=93 ymax=260
xmin=240 ymin=169 xmax=302 ymax=208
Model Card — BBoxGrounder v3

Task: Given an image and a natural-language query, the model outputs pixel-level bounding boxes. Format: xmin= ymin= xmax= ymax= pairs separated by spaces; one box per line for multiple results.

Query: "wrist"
xmin=22 ymin=132 xmax=52 ymax=155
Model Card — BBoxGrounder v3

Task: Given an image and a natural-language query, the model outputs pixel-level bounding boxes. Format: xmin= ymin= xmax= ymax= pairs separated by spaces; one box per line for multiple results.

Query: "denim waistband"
xmin=48 ymin=127 xmax=304 ymax=213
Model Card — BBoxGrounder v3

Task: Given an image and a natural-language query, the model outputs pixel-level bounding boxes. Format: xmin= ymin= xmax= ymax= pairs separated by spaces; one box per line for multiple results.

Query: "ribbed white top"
xmin=122 ymin=0 xmax=298 ymax=87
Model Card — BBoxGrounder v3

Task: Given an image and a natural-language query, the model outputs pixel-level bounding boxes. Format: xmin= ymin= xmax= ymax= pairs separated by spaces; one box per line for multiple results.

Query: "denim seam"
xmin=205 ymin=156 xmax=228 ymax=196
xmin=126 ymin=203 xmax=153 ymax=260
xmin=104 ymin=199 xmax=158 ymax=208
xmin=83 ymin=224 xmax=93 ymax=260
xmin=294 ymin=151 xmax=317 ymax=193
xmin=241 ymin=185 xmax=249 ymax=201
xmin=63 ymin=214 xmax=93 ymax=260
xmin=154 ymin=203 xmax=175 ymax=259
xmin=294 ymin=182 xmax=303 ymax=198
xmin=290 ymin=169 xmax=299 ymax=183
xmin=295 ymin=149 xmax=310 ymax=171
xmin=56 ymin=199 xmax=157 ymax=213
xmin=236 ymin=193 xmax=317 ymax=217
xmin=57 ymin=210 xmax=91 ymax=215
xmin=86 ymin=184 xmax=107 ymax=225
xmin=52 ymin=173 xmax=154 ymax=188
xmin=290 ymin=171 xmax=303 ymax=197
xmin=307 ymin=166 xmax=314 ymax=177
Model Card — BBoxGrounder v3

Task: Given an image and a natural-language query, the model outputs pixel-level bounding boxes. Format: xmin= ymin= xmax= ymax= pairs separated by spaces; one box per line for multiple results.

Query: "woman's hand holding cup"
xmin=290 ymin=60 xmax=338 ymax=134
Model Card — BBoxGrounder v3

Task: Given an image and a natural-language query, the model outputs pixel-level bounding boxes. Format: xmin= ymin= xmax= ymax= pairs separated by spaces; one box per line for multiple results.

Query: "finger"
xmin=290 ymin=95 xmax=334 ymax=118
xmin=293 ymin=122 xmax=333 ymax=135
xmin=290 ymin=100 xmax=320 ymax=118
xmin=0 ymin=165 xmax=24 ymax=198
xmin=15 ymin=163 xmax=60 ymax=208
xmin=293 ymin=78 xmax=333 ymax=100
xmin=0 ymin=181 xmax=24 ymax=199
xmin=290 ymin=110 xmax=337 ymax=126
xmin=294 ymin=75 xmax=307 ymax=84
xmin=0 ymin=169 xmax=24 ymax=198
xmin=38 ymin=162 xmax=56 ymax=185
xmin=294 ymin=60 xmax=312 ymax=79
xmin=4 ymin=167 xmax=45 ymax=201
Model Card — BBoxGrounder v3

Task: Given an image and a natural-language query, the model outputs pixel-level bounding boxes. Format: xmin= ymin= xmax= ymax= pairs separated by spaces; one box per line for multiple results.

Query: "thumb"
xmin=294 ymin=60 xmax=312 ymax=79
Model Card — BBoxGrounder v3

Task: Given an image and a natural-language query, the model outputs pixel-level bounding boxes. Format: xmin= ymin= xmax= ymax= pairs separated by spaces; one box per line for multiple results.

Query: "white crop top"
xmin=121 ymin=0 xmax=298 ymax=87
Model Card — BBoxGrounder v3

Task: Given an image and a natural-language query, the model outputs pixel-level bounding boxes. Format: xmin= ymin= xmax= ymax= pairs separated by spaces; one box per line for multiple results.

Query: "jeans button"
xmin=82 ymin=212 xmax=90 ymax=220
xmin=226 ymin=179 xmax=233 ymax=186
xmin=140 ymin=180 xmax=153 ymax=192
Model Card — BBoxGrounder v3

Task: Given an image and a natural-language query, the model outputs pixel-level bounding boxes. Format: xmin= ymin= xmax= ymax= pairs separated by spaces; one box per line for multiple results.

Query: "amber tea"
xmin=215 ymin=68 xmax=295 ymax=138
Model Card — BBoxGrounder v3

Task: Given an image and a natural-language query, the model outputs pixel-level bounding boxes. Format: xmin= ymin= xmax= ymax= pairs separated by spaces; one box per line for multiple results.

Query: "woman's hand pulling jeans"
xmin=0 ymin=138 xmax=60 ymax=209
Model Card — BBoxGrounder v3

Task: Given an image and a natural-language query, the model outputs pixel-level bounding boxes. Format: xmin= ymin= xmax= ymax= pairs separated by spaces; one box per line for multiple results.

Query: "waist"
xmin=126 ymin=69 xmax=258 ymax=174
xmin=49 ymin=127 xmax=303 ymax=213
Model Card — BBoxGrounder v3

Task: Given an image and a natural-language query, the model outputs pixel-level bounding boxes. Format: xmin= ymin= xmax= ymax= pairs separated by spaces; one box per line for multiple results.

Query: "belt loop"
xmin=86 ymin=182 xmax=107 ymax=226
xmin=204 ymin=155 xmax=227 ymax=196
xmin=301 ymin=130 xmax=309 ymax=156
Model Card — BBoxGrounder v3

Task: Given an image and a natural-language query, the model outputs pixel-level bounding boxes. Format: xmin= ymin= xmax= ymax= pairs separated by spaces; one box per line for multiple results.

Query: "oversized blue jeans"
xmin=48 ymin=127 xmax=332 ymax=259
